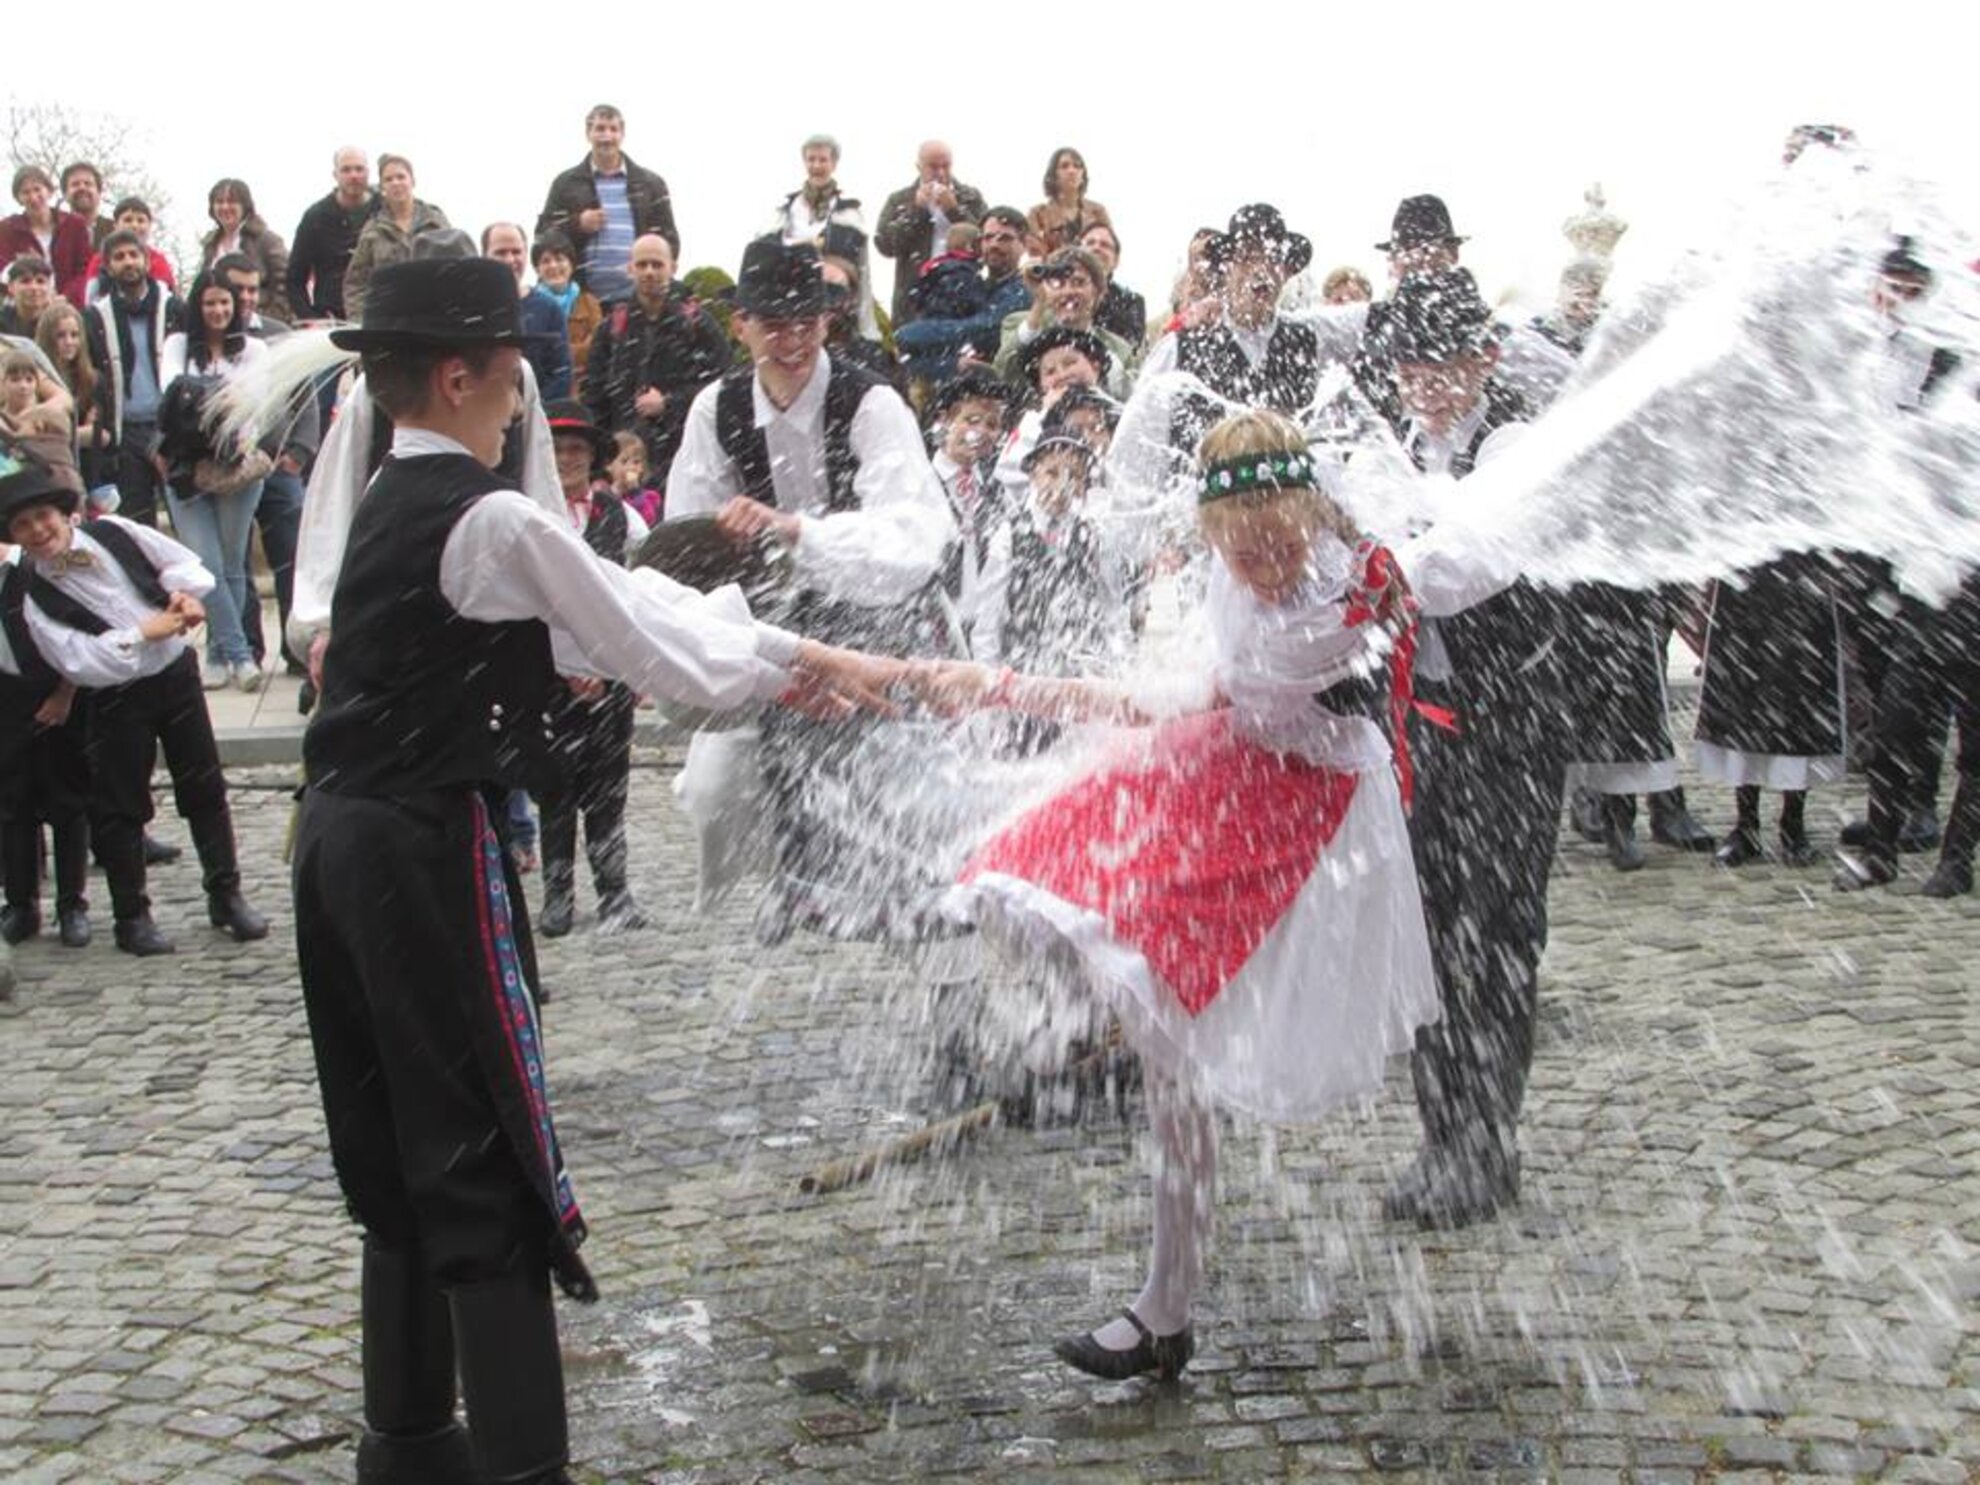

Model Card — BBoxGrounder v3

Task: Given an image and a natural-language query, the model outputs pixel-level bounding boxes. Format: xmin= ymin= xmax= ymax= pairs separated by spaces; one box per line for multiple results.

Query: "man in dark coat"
xmin=874 ymin=140 xmax=988 ymax=329
xmin=1378 ymin=268 xmax=1569 ymax=1232
xmin=581 ymin=234 xmax=731 ymax=486
xmin=535 ymin=104 xmax=679 ymax=304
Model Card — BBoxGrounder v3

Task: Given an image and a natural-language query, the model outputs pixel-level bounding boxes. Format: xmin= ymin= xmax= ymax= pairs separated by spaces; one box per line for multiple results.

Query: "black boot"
xmin=1778 ymin=790 xmax=1818 ymax=867
xmin=113 ymin=914 xmax=175 ymax=956
xmin=1716 ymin=786 xmax=1765 ymax=867
xmin=1921 ymin=783 xmax=1978 ymax=898
xmin=189 ymin=805 xmax=268 ymax=941
xmin=588 ymin=828 xmax=647 ymax=933
xmin=449 ymin=1265 xmax=573 ymax=1485
xmin=538 ymin=858 xmax=576 ymax=939
xmin=1648 ymin=788 xmax=1717 ymax=851
xmin=355 ymin=1240 xmax=474 ymax=1485
xmin=52 ymin=819 xmax=90 ymax=947
xmin=1569 ymin=786 xmax=1605 ymax=843
xmin=1603 ymin=794 xmax=1647 ymax=872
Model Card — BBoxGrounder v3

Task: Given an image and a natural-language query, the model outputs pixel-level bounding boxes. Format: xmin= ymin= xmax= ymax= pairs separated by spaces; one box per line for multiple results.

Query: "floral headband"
xmin=1199 ymin=451 xmax=1316 ymax=505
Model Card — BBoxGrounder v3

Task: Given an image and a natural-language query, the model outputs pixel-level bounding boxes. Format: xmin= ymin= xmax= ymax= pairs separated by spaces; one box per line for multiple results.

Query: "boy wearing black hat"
xmin=5 ymin=443 xmax=265 ymax=957
xmin=536 ymin=399 xmax=650 ymax=937
xmin=294 ymin=256 xmax=903 ymax=1485
xmin=1375 ymin=267 xmax=1568 ymax=1231
xmin=666 ymin=236 xmax=954 ymax=935
xmin=926 ymin=368 xmax=1012 ymax=658
xmin=0 ymin=442 xmax=93 ymax=949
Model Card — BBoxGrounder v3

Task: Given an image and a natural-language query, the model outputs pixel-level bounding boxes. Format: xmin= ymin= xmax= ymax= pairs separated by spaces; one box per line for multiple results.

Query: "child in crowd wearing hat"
xmin=1000 ymin=435 xmax=1124 ymax=684
xmin=917 ymin=409 xmax=1438 ymax=1382
xmin=2 ymin=445 xmax=267 ymax=956
xmin=994 ymin=325 xmax=1114 ymax=498
xmin=0 ymin=444 xmax=92 ymax=949
xmin=538 ymin=401 xmax=652 ymax=938
xmin=925 ymin=369 xmax=1012 ymax=660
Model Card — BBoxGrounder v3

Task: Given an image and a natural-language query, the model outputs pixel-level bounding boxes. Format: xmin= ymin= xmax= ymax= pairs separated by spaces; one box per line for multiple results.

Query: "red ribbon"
xmin=1342 ymin=543 xmax=1456 ymax=811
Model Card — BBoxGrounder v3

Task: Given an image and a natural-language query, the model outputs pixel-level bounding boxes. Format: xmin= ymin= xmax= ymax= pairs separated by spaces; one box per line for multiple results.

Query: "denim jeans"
xmin=241 ymin=467 xmax=304 ymax=666
xmin=165 ymin=480 xmax=264 ymax=666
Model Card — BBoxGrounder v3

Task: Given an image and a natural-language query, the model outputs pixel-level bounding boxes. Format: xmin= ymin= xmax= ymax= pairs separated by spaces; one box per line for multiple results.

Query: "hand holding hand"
xmin=902 ymin=658 xmax=1001 ymax=715
xmin=780 ymin=642 xmax=907 ymax=720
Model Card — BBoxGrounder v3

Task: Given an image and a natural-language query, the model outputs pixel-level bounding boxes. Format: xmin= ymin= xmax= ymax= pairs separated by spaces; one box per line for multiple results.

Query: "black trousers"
xmin=84 ymin=652 xmax=238 ymax=920
xmin=0 ymin=694 xmax=91 ymax=913
xmin=293 ymin=786 xmax=586 ymax=1292
xmin=1864 ymin=583 xmax=1980 ymax=871
xmin=112 ymin=419 xmax=162 ymax=528
xmin=1405 ymin=701 xmax=1568 ymax=1172
xmin=537 ymin=686 xmax=635 ymax=899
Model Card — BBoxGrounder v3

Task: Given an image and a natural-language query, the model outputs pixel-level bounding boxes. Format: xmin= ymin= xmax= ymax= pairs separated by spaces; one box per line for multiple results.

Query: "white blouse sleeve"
xmin=790 ymin=387 xmax=956 ymax=604
xmin=440 ymin=490 xmax=793 ymax=710
xmin=288 ymin=376 xmax=371 ymax=651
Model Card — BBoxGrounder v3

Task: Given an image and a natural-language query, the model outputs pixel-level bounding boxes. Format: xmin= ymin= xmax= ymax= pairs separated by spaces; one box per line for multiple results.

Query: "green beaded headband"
xmin=1199 ymin=451 xmax=1317 ymax=504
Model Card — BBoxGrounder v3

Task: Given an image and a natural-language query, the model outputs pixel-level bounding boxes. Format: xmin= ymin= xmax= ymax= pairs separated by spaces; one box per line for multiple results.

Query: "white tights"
xmin=1092 ymin=1075 xmax=1217 ymax=1348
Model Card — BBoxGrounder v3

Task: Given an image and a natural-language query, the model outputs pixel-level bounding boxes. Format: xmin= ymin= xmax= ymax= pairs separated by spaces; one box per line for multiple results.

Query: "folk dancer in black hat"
xmin=1835 ymin=237 xmax=1966 ymax=862
xmin=3 ymin=441 xmax=267 ymax=957
xmin=1369 ymin=267 xmax=1569 ymax=1230
xmin=1113 ymin=204 xmax=1368 ymax=521
xmin=1354 ymin=194 xmax=1574 ymax=440
xmin=535 ymin=400 xmax=652 ymax=938
xmin=291 ymin=256 xmax=905 ymax=1485
xmin=0 ymin=441 xmax=94 ymax=950
xmin=665 ymin=236 xmax=956 ymax=937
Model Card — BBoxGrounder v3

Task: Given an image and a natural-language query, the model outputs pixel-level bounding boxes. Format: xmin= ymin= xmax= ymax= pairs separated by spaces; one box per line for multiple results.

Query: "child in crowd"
xmin=606 ymin=429 xmax=664 ymax=530
xmin=3 ymin=444 xmax=267 ymax=955
xmin=995 ymin=326 xmax=1113 ymax=497
xmin=925 ymin=369 xmax=1011 ymax=660
xmin=0 ymin=351 xmax=80 ymax=497
xmin=998 ymin=435 xmax=1124 ymax=683
xmin=0 ymin=446 xmax=91 ymax=948
xmin=538 ymin=402 xmax=652 ymax=937
xmin=909 ymin=221 xmax=985 ymax=324
xmin=925 ymin=409 xmax=1439 ymax=1381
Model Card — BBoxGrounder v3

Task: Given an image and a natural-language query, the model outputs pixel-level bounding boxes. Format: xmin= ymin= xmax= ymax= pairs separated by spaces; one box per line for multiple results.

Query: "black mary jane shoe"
xmin=1054 ymin=1309 xmax=1194 ymax=1383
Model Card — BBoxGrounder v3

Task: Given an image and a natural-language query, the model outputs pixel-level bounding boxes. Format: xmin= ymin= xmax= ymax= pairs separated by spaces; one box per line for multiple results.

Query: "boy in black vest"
xmin=666 ymin=236 xmax=954 ymax=938
xmin=925 ymin=368 xmax=1011 ymax=659
xmin=537 ymin=401 xmax=650 ymax=937
xmin=7 ymin=448 xmax=267 ymax=957
xmin=0 ymin=444 xmax=93 ymax=948
xmin=294 ymin=258 xmax=902 ymax=1485
xmin=1376 ymin=269 xmax=1569 ymax=1231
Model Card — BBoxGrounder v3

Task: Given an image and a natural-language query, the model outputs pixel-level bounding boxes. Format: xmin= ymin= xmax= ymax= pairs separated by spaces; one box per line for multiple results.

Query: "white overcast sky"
xmin=21 ymin=0 xmax=1974 ymax=315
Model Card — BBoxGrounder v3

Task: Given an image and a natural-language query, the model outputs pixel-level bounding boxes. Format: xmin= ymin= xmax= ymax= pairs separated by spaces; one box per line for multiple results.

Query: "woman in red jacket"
xmin=0 ymin=167 xmax=92 ymax=308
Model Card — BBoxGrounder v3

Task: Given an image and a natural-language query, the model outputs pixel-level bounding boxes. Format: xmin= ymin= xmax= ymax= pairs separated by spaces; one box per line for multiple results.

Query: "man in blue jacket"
xmin=893 ymin=206 xmax=1030 ymax=387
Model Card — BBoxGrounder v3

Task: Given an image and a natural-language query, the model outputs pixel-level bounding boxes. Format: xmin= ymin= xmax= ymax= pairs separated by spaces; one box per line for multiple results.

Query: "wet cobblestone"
xmin=0 ymin=760 xmax=1975 ymax=1481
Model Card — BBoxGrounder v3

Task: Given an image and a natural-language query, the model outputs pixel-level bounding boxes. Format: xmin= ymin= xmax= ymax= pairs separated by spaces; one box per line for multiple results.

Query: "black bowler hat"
xmin=1042 ymin=385 xmax=1122 ymax=435
xmin=1880 ymin=235 xmax=1933 ymax=282
xmin=1019 ymin=325 xmax=1113 ymax=390
xmin=1378 ymin=267 xmax=1498 ymax=363
xmin=818 ymin=221 xmax=868 ymax=265
xmin=927 ymin=366 xmax=1016 ymax=423
xmin=544 ymin=400 xmax=616 ymax=467
xmin=330 ymin=258 xmax=526 ymax=350
xmin=0 ymin=438 xmax=79 ymax=528
xmin=1206 ymin=204 xmax=1313 ymax=276
xmin=1377 ymin=194 xmax=1468 ymax=253
xmin=731 ymin=236 xmax=846 ymax=318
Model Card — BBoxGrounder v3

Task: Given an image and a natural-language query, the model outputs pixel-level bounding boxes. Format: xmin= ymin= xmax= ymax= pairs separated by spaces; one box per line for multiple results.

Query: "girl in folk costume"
xmin=927 ymin=411 xmax=1440 ymax=1380
xmin=1694 ymin=552 xmax=1848 ymax=865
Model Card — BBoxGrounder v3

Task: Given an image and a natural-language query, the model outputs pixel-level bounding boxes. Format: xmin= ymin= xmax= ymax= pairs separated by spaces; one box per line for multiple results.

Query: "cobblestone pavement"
xmin=1 ymin=759 xmax=1976 ymax=1484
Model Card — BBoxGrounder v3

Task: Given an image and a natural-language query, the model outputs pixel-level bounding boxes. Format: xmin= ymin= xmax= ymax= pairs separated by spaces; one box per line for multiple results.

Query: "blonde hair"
xmin=1195 ymin=409 xmax=1357 ymax=547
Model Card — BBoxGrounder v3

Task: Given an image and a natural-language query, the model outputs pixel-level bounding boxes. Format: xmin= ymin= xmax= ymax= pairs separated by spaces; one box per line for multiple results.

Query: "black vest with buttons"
xmin=304 ymin=453 xmax=561 ymax=797
xmin=1170 ymin=320 xmax=1322 ymax=454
